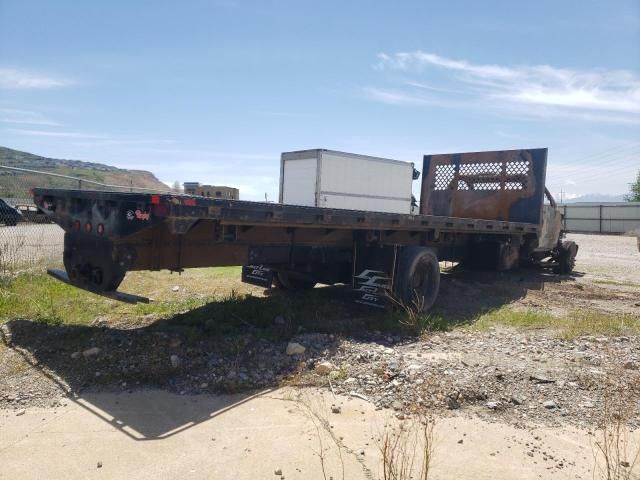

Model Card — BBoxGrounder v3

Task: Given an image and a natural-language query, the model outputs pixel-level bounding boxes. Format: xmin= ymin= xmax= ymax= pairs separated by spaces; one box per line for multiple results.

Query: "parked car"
xmin=0 ymin=198 xmax=23 ymax=226
xmin=14 ymin=203 xmax=53 ymax=223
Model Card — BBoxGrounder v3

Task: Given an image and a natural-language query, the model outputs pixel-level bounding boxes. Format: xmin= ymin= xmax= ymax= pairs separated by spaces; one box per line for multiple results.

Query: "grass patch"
xmin=473 ymin=306 xmax=640 ymax=339
xmin=0 ymin=267 xmax=246 ymax=326
xmin=3 ymin=270 xmax=638 ymax=339
xmin=0 ymin=270 xmax=411 ymax=337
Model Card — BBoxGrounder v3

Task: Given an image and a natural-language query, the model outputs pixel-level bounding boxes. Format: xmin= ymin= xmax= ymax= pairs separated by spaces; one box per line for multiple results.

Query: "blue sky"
xmin=1 ymin=0 xmax=639 ymax=201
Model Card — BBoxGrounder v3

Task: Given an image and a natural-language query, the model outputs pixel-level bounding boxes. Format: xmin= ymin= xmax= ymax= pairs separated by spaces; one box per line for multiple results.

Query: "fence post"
xmin=78 ymin=179 xmax=82 ymax=190
xmin=599 ymin=204 xmax=602 ymax=233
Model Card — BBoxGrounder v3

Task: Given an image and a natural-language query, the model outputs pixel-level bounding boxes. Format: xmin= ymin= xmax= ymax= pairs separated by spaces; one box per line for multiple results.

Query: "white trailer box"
xmin=279 ymin=149 xmax=415 ymax=214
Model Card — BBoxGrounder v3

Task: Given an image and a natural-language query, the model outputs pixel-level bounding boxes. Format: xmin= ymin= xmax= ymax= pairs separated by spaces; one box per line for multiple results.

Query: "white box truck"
xmin=279 ymin=149 xmax=417 ymax=214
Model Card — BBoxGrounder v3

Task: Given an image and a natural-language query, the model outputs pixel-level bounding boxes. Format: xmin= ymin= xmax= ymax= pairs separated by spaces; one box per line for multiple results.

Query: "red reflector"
xmin=184 ymin=198 xmax=196 ymax=206
xmin=85 ymin=222 xmax=92 ymax=233
xmin=151 ymin=195 xmax=160 ymax=205
xmin=73 ymin=220 xmax=81 ymax=232
xmin=97 ymin=223 xmax=104 ymax=235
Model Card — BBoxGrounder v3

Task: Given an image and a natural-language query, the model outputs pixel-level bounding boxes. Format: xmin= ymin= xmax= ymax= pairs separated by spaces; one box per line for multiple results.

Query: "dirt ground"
xmin=535 ymin=233 xmax=640 ymax=315
xmin=0 ymin=232 xmax=639 ymax=479
xmin=434 ymin=233 xmax=640 ymax=319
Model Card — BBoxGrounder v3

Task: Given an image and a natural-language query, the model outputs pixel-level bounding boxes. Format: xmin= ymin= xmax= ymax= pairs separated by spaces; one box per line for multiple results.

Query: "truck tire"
xmin=553 ymin=240 xmax=578 ymax=275
xmin=395 ymin=247 xmax=440 ymax=313
xmin=273 ymin=271 xmax=317 ymax=291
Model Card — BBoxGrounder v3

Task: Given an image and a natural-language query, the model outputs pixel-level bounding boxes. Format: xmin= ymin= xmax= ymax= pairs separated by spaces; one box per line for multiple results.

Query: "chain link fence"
xmin=0 ymin=165 xmax=170 ymax=274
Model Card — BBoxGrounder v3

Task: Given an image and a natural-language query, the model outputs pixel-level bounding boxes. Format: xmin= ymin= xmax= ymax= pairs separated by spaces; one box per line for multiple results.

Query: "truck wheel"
xmin=395 ymin=247 xmax=440 ymax=313
xmin=64 ymin=256 xmax=126 ymax=292
xmin=273 ymin=271 xmax=316 ymax=291
xmin=553 ymin=240 xmax=578 ymax=275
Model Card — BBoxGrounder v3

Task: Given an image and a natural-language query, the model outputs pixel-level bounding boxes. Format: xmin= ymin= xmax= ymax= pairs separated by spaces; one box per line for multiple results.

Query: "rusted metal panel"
xmin=421 ymin=149 xmax=547 ymax=225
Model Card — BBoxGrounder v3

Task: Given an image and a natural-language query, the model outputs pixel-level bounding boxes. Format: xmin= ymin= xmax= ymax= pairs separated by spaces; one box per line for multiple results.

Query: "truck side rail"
xmin=33 ymin=188 xmax=540 ymax=238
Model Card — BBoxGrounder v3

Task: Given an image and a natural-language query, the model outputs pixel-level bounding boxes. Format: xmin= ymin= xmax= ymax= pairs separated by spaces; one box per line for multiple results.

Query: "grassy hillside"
xmin=0 ymin=146 xmax=168 ymax=200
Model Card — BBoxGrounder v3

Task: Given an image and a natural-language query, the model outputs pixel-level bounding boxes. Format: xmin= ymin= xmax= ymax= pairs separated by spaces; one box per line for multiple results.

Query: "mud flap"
xmin=241 ymin=264 xmax=274 ymax=288
xmin=352 ymin=245 xmax=397 ymax=309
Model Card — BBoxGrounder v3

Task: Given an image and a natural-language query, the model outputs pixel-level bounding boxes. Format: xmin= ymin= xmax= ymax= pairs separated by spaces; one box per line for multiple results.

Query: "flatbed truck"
xmin=32 ymin=148 xmax=578 ymax=311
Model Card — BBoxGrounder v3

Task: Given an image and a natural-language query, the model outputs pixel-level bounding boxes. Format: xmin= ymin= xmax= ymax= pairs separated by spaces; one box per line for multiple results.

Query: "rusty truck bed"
xmin=31 ymin=148 xmax=555 ymax=307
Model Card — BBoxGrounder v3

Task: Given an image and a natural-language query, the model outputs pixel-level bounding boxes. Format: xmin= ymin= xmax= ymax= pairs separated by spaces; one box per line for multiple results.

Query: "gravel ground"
xmin=1 ymin=233 xmax=639 ymax=430
xmin=0 ymin=223 xmax=63 ymax=269
xmin=567 ymin=232 xmax=640 ymax=284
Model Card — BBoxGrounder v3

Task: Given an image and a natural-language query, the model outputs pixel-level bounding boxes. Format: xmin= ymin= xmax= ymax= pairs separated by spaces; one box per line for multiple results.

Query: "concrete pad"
xmin=0 ymin=388 xmax=635 ymax=479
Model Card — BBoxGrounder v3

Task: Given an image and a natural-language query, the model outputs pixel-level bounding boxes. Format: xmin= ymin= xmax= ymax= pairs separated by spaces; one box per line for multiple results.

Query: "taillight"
xmin=73 ymin=220 xmax=81 ymax=232
xmin=97 ymin=223 xmax=104 ymax=236
xmin=85 ymin=222 xmax=92 ymax=233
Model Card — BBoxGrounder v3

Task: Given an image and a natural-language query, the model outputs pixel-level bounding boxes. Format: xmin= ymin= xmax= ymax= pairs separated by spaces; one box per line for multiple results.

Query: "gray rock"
xmin=171 ymin=286 xmax=180 ymax=292
xmin=331 ymin=405 xmax=341 ymax=414
xmin=170 ymin=354 xmax=181 ymax=368
xmin=70 ymin=351 xmax=81 ymax=360
xmin=623 ymin=361 xmax=638 ymax=370
xmin=274 ymin=468 xmax=282 ymax=476
xmin=16 ymin=409 xmax=25 ymax=416
xmin=286 ymin=342 xmax=305 ymax=355
xmin=543 ymin=400 xmax=559 ymax=409
xmin=315 ymin=361 xmax=336 ymax=376
xmin=82 ymin=347 xmax=101 ymax=357
xmin=486 ymin=401 xmax=501 ymax=410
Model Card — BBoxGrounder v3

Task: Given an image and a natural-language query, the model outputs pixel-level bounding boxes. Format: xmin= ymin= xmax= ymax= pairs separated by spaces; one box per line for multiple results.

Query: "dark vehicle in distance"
xmin=0 ymin=199 xmax=23 ymax=226
xmin=14 ymin=203 xmax=53 ymax=224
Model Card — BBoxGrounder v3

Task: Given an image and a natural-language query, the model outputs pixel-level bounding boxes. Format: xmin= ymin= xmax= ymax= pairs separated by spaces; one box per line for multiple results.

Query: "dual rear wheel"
xmin=394 ymin=247 xmax=441 ymax=313
xmin=273 ymin=247 xmax=441 ymax=313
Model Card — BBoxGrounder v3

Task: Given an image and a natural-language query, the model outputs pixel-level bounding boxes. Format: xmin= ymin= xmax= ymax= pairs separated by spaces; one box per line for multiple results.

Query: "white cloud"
xmin=373 ymin=51 xmax=640 ymax=122
xmin=363 ymin=87 xmax=430 ymax=106
xmin=0 ymin=108 xmax=61 ymax=126
xmin=7 ymin=128 xmax=107 ymax=139
xmin=69 ymin=139 xmax=175 ymax=147
xmin=0 ymin=68 xmax=73 ymax=89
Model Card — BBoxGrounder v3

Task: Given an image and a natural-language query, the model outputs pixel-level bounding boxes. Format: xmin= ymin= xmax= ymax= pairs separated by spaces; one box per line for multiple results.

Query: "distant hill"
xmin=0 ymin=146 xmax=168 ymax=200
